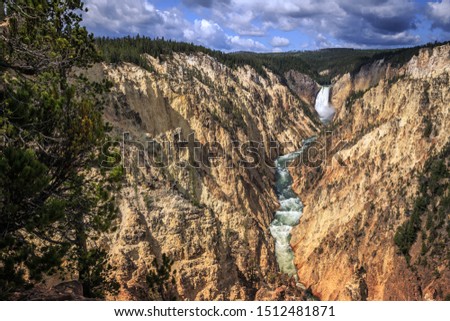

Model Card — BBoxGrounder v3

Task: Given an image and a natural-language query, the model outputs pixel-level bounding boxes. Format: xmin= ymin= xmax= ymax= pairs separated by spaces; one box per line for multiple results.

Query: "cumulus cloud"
xmin=184 ymin=19 xmax=266 ymax=50
xmin=216 ymin=11 xmax=265 ymax=36
xmin=83 ymin=0 xmax=187 ymax=39
xmin=228 ymin=35 xmax=266 ymax=51
xmin=270 ymin=36 xmax=290 ymax=47
xmin=182 ymin=0 xmax=230 ymax=9
xmin=205 ymin=0 xmax=422 ymax=47
xmin=83 ymin=0 xmax=267 ymax=51
xmin=184 ymin=19 xmax=229 ymax=49
xmin=427 ymin=0 xmax=450 ymax=31
xmin=315 ymin=33 xmax=334 ymax=48
xmin=82 ymin=0 xmax=440 ymax=50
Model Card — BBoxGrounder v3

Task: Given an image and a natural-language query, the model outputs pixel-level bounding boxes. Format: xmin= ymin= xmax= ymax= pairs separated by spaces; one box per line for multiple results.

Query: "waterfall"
xmin=314 ymin=86 xmax=335 ymax=123
xmin=269 ymin=87 xmax=334 ymax=280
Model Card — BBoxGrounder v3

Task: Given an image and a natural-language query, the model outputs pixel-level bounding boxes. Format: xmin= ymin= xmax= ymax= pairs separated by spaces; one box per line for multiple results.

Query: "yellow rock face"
xmin=291 ymin=44 xmax=450 ymax=300
xmin=85 ymin=52 xmax=319 ymax=300
xmin=82 ymin=44 xmax=449 ymax=301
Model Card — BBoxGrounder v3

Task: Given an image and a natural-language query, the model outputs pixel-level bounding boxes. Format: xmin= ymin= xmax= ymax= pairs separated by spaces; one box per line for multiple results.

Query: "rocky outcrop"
xmin=285 ymin=70 xmax=320 ymax=110
xmin=86 ymin=52 xmax=319 ymax=300
xmin=330 ymin=59 xmax=398 ymax=111
xmin=290 ymin=44 xmax=450 ymax=300
xmin=11 ymin=281 xmax=87 ymax=301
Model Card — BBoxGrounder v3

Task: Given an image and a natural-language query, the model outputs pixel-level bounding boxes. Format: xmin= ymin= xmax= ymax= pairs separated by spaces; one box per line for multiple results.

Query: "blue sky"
xmin=82 ymin=0 xmax=450 ymax=52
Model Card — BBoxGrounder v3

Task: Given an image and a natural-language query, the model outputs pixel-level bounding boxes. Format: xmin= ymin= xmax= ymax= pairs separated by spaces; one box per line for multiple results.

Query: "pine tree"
xmin=1 ymin=0 xmax=119 ymax=299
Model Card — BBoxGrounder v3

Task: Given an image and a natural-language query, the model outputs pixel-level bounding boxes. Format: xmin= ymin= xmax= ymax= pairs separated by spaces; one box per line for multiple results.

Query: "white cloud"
xmin=183 ymin=19 xmax=266 ymax=50
xmin=314 ymin=33 xmax=333 ymax=48
xmin=428 ymin=0 xmax=450 ymax=31
xmin=216 ymin=10 xmax=265 ymax=36
xmin=184 ymin=19 xmax=229 ymax=49
xmin=82 ymin=0 xmax=430 ymax=50
xmin=227 ymin=36 xmax=266 ymax=51
xmin=270 ymin=36 xmax=290 ymax=47
xmin=83 ymin=0 xmax=188 ymax=39
xmin=83 ymin=0 xmax=268 ymax=51
xmin=197 ymin=0 xmax=422 ymax=47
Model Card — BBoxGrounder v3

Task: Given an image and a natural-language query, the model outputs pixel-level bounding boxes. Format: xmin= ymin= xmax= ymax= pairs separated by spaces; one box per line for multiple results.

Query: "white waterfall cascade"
xmin=314 ymin=86 xmax=335 ymax=123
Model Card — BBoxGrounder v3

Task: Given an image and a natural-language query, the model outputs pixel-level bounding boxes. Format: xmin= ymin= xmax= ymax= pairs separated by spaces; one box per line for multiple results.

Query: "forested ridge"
xmin=95 ymin=36 xmax=449 ymax=84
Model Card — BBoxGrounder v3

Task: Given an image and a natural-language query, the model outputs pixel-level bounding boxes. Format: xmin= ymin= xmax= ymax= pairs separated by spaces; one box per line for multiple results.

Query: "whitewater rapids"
xmin=269 ymin=86 xmax=334 ymax=277
xmin=269 ymin=137 xmax=315 ymax=277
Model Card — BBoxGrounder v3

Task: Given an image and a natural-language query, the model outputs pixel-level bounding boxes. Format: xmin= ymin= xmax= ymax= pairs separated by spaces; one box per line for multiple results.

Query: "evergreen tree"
xmin=146 ymin=253 xmax=177 ymax=300
xmin=1 ymin=0 xmax=119 ymax=299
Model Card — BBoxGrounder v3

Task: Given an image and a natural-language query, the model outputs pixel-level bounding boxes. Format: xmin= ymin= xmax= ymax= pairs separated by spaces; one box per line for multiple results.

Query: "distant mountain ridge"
xmin=95 ymin=36 xmax=450 ymax=84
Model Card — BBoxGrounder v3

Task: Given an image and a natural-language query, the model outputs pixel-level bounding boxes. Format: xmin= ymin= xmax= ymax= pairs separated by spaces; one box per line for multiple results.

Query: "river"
xmin=269 ymin=86 xmax=334 ymax=277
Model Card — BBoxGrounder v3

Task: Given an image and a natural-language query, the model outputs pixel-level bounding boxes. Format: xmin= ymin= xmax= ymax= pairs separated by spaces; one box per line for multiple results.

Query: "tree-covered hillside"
xmin=95 ymin=36 xmax=272 ymax=77
xmin=95 ymin=36 xmax=449 ymax=84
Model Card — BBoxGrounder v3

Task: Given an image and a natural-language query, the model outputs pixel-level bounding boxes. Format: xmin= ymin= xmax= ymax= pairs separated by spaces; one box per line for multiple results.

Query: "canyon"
xmin=2 ymin=1 xmax=449 ymax=304
xmin=291 ymin=44 xmax=450 ymax=300
xmin=86 ymin=53 xmax=319 ymax=300
xmin=52 ymin=43 xmax=449 ymax=301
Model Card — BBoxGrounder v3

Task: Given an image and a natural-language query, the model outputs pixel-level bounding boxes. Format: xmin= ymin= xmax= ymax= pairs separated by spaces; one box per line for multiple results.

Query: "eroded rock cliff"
xmin=87 ymin=53 xmax=319 ymax=300
xmin=291 ymin=44 xmax=450 ymax=300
